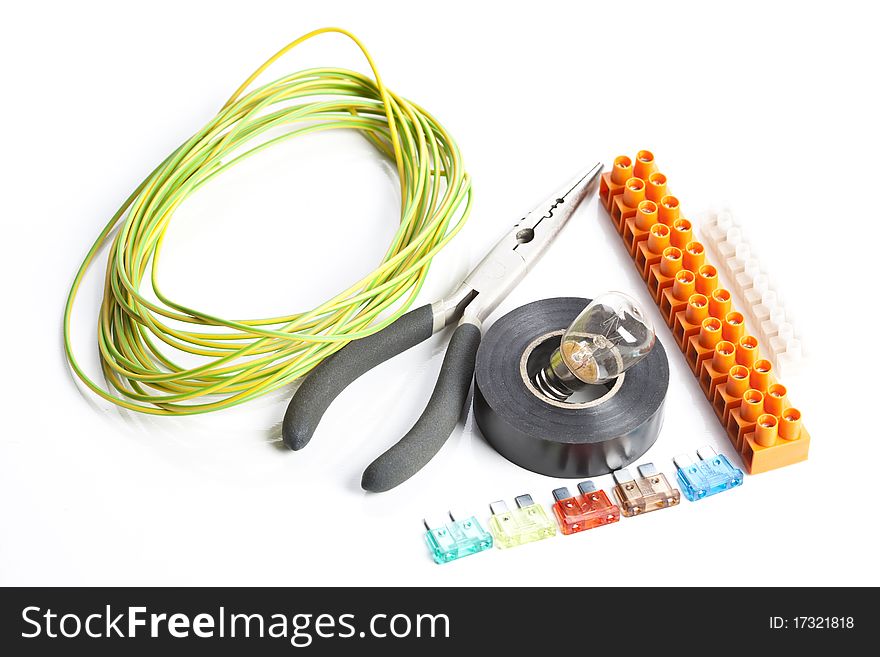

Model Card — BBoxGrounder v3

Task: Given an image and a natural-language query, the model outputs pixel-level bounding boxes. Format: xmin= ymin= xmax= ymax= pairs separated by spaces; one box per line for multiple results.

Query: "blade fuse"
xmin=423 ymin=512 xmax=493 ymax=564
xmin=488 ymin=494 xmax=556 ymax=548
xmin=673 ymin=446 xmax=743 ymax=502
xmin=551 ymin=481 xmax=620 ymax=535
xmin=612 ymin=463 xmax=681 ymax=517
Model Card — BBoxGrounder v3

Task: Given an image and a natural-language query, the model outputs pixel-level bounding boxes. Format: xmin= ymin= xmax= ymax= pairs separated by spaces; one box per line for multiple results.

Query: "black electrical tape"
xmin=473 ymin=297 xmax=669 ymax=478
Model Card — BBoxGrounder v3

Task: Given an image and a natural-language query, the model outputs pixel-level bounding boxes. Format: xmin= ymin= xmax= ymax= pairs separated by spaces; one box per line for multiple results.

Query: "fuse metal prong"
xmin=696 ymin=445 xmax=718 ymax=461
xmin=489 ymin=500 xmax=509 ymax=516
xmin=673 ymin=453 xmax=694 ymax=470
xmin=576 ymin=480 xmax=598 ymax=495
xmin=552 ymin=487 xmax=572 ymax=503
xmin=613 ymin=468 xmax=634 ymax=485
xmin=514 ymin=494 xmax=535 ymax=509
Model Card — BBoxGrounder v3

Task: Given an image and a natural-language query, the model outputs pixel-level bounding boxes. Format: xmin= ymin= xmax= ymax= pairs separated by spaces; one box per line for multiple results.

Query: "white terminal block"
xmin=706 ymin=211 xmax=734 ymax=254
xmin=717 ymin=227 xmax=742 ymax=260
xmin=696 ymin=206 xmax=803 ymax=378
xmin=743 ymin=272 xmax=769 ymax=305
xmin=759 ymin=305 xmax=787 ymax=344
xmin=695 ymin=209 xmax=716 ymax=229
xmin=727 ymin=243 xmax=751 ymax=276
xmin=776 ymin=339 xmax=804 ymax=379
xmin=751 ymin=290 xmax=778 ymax=326
xmin=769 ymin=322 xmax=795 ymax=356
xmin=735 ymin=258 xmax=761 ymax=297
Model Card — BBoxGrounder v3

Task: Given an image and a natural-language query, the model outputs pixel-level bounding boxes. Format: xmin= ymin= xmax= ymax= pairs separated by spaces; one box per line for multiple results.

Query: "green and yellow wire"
xmin=63 ymin=27 xmax=472 ymax=416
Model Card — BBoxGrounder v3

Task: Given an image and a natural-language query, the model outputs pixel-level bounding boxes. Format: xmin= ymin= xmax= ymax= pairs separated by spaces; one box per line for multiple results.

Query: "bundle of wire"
xmin=63 ymin=27 xmax=472 ymax=416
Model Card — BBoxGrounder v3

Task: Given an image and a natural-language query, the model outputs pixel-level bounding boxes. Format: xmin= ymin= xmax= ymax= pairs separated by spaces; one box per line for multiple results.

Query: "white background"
xmin=2 ymin=0 xmax=877 ymax=586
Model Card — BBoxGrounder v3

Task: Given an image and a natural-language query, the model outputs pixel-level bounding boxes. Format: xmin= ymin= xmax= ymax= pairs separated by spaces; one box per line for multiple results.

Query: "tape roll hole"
xmin=522 ymin=331 xmax=618 ymax=405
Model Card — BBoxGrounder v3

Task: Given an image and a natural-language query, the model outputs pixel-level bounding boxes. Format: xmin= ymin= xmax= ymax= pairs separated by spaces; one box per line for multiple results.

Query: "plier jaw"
xmin=433 ymin=162 xmax=604 ymax=329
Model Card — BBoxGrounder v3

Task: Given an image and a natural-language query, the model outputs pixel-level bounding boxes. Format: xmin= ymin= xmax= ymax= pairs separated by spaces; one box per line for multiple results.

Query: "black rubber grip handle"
xmin=361 ymin=321 xmax=482 ymax=492
xmin=282 ymin=304 xmax=435 ymax=451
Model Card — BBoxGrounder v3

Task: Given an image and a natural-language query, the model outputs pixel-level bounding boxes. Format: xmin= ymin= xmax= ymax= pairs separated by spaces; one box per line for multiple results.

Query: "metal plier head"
xmin=434 ymin=162 xmax=604 ymax=329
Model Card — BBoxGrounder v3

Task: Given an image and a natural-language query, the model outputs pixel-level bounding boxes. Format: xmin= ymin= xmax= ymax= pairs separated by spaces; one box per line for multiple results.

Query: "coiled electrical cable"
xmin=63 ymin=27 xmax=472 ymax=415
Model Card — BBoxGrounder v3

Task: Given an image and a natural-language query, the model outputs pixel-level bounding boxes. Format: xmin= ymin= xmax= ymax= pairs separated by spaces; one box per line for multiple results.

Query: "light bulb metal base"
xmin=535 ymin=367 xmax=573 ymax=401
xmin=534 ymin=348 xmax=584 ymax=401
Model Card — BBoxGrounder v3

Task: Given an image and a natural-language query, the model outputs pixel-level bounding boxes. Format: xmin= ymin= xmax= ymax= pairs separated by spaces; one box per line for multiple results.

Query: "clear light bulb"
xmin=536 ymin=292 xmax=656 ymax=401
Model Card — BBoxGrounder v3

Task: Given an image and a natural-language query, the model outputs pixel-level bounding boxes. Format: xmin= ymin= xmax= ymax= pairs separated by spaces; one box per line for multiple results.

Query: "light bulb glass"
xmin=537 ymin=292 xmax=655 ymax=400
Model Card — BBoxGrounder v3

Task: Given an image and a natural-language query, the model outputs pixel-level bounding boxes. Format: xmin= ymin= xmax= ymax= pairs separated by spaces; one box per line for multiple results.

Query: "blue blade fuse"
xmin=424 ymin=512 xmax=493 ymax=564
xmin=673 ymin=445 xmax=744 ymax=502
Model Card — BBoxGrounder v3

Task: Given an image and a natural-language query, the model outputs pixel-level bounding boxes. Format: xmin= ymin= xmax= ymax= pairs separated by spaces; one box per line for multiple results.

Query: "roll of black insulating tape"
xmin=473 ymin=297 xmax=669 ymax=478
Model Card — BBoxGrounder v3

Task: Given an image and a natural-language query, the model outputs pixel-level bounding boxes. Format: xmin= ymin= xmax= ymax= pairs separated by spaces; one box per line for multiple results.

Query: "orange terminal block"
xmin=659 ymin=269 xmax=696 ymax=326
xmin=741 ymin=408 xmax=810 ymax=474
xmin=722 ymin=311 xmax=745 ymax=343
xmin=599 ymin=155 xmax=634 ymax=212
xmin=670 ymin=218 xmax=693 ymax=249
xmin=623 ymin=200 xmax=659 ymax=255
xmin=686 ymin=316 xmax=722 ymax=374
xmin=600 ymin=151 xmax=809 ymax=472
xmin=610 ymin=177 xmax=646 ymax=233
xmin=646 ymin=172 xmax=668 ymax=202
xmin=753 ymin=415 xmax=779 ymax=448
xmin=712 ymin=364 xmax=750 ymax=424
xmin=657 ymin=195 xmax=680 ymax=227
xmin=695 ymin=264 xmax=719 ymax=296
xmin=635 ymin=223 xmax=670 ymax=279
xmin=749 ymin=359 xmax=773 ymax=392
xmin=672 ymin=293 xmax=708 ymax=350
xmin=708 ymin=288 xmax=732 ymax=319
xmin=736 ymin=335 xmax=759 ymax=369
xmin=632 ymin=149 xmax=657 ymax=181
xmin=699 ymin=340 xmax=735 ymax=400
xmin=647 ymin=246 xmax=683 ymax=301
xmin=764 ymin=383 xmax=788 ymax=415
xmin=726 ymin=388 xmax=764 ymax=450
xmin=682 ymin=241 xmax=706 ymax=273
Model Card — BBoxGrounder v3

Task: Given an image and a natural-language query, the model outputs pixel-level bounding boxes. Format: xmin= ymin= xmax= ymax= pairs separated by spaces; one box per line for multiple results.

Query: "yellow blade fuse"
xmin=62 ymin=28 xmax=472 ymax=416
xmin=488 ymin=495 xmax=556 ymax=549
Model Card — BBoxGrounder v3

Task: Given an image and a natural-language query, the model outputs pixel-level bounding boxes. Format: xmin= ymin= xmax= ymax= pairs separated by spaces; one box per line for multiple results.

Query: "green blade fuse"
xmin=424 ymin=512 xmax=493 ymax=564
xmin=488 ymin=494 xmax=557 ymax=549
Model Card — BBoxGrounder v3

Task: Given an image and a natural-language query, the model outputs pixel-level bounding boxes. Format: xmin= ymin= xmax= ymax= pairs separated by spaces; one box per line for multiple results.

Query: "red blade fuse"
xmin=612 ymin=463 xmax=681 ymax=517
xmin=551 ymin=481 xmax=620 ymax=535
